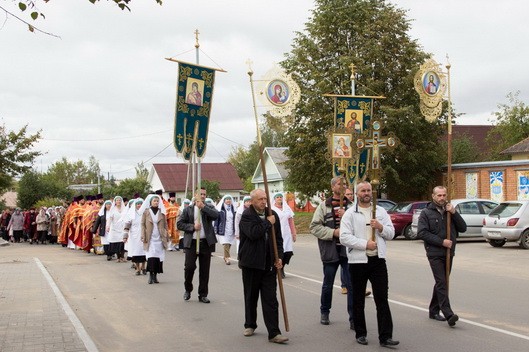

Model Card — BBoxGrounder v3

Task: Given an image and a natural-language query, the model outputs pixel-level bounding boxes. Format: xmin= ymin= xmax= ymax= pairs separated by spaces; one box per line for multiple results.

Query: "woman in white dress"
xmin=140 ymin=194 xmax=169 ymax=284
xmin=123 ymin=198 xmax=147 ymax=276
xmin=215 ymin=195 xmax=236 ymax=265
xmin=271 ymin=193 xmax=297 ymax=278
xmin=107 ymin=196 xmax=127 ymax=262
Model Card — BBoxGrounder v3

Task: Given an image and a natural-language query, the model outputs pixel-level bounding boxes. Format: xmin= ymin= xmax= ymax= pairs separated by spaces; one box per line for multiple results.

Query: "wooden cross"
xmin=355 ymin=120 xmax=398 ymax=175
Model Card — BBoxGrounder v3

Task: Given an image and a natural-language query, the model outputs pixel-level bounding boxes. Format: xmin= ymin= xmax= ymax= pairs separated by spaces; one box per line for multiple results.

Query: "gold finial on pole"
xmin=350 ymin=63 xmax=356 ymax=95
xmin=194 ymin=29 xmax=200 ymax=49
xmin=246 ymin=58 xmax=254 ymax=76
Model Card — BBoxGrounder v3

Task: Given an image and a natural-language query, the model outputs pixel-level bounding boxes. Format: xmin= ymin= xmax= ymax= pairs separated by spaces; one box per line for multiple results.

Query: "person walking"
xmin=36 ymin=207 xmax=49 ymax=244
xmin=238 ymin=189 xmax=288 ymax=344
xmin=271 ymin=193 xmax=296 ymax=278
xmin=107 ymin=196 xmax=127 ymax=262
xmin=215 ymin=195 xmax=236 ymax=265
xmin=177 ymin=188 xmax=219 ymax=303
xmin=124 ymin=198 xmax=147 ymax=276
xmin=418 ymin=185 xmax=467 ymax=327
xmin=340 ymin=181 xmax=399 ymax=347
xmin=7 ymin=208 xmax=24 ymax=243
xmin=140 ymin=194 xmax=169 ymax=284
xmin=309 ymin=176 xmax=354 ymax=329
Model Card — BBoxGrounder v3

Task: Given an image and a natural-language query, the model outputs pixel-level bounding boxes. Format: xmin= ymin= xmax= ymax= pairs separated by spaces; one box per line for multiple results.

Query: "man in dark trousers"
xmin=418 ymin=186 xmax=467 ymax=327
xmin=177 ymin=188 xmax=219 ymax=303
xmin=238 ymin=189 xmax=288 ymax=344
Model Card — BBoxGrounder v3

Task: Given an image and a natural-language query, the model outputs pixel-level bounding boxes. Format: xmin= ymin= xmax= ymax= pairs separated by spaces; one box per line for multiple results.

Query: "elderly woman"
xmin=36 ymin=207 xmax=49 ymax=244
xmin=140 ymin=194 xmax=169 ymax=284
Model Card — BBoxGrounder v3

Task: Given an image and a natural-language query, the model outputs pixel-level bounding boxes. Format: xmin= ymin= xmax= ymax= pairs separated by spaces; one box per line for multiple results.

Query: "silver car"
xmin=410 ymin=199 xmax=498 ymax=240
xmin=481 ymin=200 xmax=529 ymax=249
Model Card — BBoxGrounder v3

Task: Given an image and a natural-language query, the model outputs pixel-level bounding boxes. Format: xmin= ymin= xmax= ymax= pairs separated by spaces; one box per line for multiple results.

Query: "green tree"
xmin=17 ymin=170 xmax=72 ymax=209
xmin=446 ymin=134 xmax=481 ymax=164
xmin=46 ymin=157 xmax=99 ymax=186
xmin=2 ymin=1 xmax=162 ymax=32
xmin=486 ymin=91 xmax=529 ymax=160
xmin=0 ymin=124 xmax=42 ymax=193
xmin=281 ymin=0 xmax=444 ymax=201
xmin=114 ymin=177 xmax=151 ymax=199
xmin=135 ymin=162 xmax=149 ymax=181
xmin=202 ymin=180 xmax=220 ymax=202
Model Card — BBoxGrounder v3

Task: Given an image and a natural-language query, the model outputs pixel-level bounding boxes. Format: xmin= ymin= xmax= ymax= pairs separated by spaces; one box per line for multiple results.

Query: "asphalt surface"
xmin=1 ymin=235 xmax=528 ymax=352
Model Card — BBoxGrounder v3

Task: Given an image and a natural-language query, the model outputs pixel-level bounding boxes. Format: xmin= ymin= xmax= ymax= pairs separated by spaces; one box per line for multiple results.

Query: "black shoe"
xmin=429 ymin=313 xmax=446 ymax=321
xmin=142 ymin=269 xmax=147 ymax=275
xmin=198 ymin=296 xmax=210 ymax=303
xmin=153 ymin=274 xmax=159 ymax=284
xmin=356 ymin=336 xmax=368 ymax=345
xmin=107 ymin=255 xmax=112 ymax=261
xmin=350 ymin=322 xmax=355 ymax=330
xmin=447 ymin=314 xmax=459 ymax=327
xmin=183 ymin=291 xmax=191 ymax=301
xmin=148 ymin=273 xmax=154 ymax=284
xmin=320 ymin=313 xmax=330 ymax=325
xmin=380 ymin=339 xmax=400 ymax=347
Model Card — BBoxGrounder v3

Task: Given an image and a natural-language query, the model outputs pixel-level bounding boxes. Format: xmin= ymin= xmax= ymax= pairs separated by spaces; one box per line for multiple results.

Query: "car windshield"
xmin=489 ymin=203 xmax=522 ymax=217
xmin=391 ymin=202 xmax=412 ymax=213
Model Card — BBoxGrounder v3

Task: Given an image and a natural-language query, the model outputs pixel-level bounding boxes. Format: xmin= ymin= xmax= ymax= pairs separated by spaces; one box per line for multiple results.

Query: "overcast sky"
xmin=1 ymin=0 xmax=527 ymax=180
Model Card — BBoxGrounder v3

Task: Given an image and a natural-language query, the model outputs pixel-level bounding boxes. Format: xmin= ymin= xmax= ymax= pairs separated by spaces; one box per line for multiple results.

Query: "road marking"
xmin=214 ymin=255 xmax=529 ymax=341
xmin=35 ymin=257 xmax=99 ymax=352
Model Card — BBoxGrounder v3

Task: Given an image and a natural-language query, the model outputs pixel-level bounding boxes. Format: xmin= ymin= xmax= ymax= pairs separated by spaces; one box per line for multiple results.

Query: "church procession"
xmin=2 ymin=1 xmax=529 ymax=352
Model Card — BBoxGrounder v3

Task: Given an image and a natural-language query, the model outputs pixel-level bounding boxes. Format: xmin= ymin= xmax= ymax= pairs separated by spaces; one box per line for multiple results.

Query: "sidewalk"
xmin=0 ymin=242 xmax=92 ymax=352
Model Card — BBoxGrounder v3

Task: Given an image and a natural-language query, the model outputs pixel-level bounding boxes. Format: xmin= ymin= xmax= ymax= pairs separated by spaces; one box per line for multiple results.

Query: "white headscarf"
xmin=236 ymin=196 xmax=251 ymax=215
xmin=98 ymin=200 xmax=112 ymax=216
xmin=216 ymin=195 xmax=234 ymax=211
xmin=124 ymin=198 xmax=144 ymax=222
xmin=138 ymin=194 xmax=166 ymax=216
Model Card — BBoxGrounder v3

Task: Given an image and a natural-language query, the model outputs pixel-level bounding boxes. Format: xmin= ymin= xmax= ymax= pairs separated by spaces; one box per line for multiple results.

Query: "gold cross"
xmin=194 ymin=29 xmax=200 ymax=48
xmin=246 ymin=58 xmax=254 ymax=75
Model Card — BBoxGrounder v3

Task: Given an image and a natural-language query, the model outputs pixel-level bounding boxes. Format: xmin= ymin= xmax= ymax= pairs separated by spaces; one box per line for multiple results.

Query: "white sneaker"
xmin=269 ymin=334 xmax=289 ymax=344
xmin=243 ymin=328 xmax=254 ymax=337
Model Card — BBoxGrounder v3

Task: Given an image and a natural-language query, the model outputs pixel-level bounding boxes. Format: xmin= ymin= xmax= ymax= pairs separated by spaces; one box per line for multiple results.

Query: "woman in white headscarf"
xmin=215 ymin=195 xmax=236 ymax=265
xmin=107 ymin=196 xmax=127 ymax=262
xmin=271 ymin=192 xmax=296 ymax=278
xmin=234 ymin=195 xmax=251 ymax=254
xmin=140 ymin=194 xmax=169 ymax=284
xmin=123 ymin=198 xmax=147 ymax=276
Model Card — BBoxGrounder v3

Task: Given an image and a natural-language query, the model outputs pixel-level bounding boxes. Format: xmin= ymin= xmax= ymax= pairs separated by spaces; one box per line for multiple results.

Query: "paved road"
xmin=1 ymin=236 xmax=528 ymax=352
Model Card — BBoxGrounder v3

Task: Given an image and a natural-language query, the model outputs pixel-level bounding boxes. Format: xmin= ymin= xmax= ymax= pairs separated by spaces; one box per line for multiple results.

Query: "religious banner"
xmin=517 ymin=170 xmax=529 ymax=200
xmin=256 ymin=65 xmax=301 ymax=118
xmin=414 ymin=58 xmax=447 ymax=122
xmin=465 ymin=172 xmax=478 ymax=199
xmin=173 ymin=62 xmax=216 ymax=160
xmin=325 ymin=95 xmax=380 ymax=184
xmin=489 ymin=171 xmax=504 ymax=202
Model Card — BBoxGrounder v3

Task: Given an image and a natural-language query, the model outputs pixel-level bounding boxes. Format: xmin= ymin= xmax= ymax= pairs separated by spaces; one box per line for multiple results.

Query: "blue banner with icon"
xmin=174 ymin=63 xmax=216 ymax=160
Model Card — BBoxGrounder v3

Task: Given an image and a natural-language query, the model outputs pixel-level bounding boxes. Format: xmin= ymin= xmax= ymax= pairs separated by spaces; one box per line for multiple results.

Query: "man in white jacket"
xmin=339 ymin=181 xmax=399 ymax=347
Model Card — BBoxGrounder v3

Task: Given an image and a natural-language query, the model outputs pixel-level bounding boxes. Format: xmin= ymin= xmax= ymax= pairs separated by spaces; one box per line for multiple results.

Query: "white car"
xmin=410 ymin=199 xmax=498 ymax=240
xmin=481 ymin=200 xmax=529 ymax=249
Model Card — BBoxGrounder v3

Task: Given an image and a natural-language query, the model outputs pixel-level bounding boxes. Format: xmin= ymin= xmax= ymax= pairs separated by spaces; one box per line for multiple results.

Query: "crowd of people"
xmin=1 ymin=181 xmax=465 ymax=347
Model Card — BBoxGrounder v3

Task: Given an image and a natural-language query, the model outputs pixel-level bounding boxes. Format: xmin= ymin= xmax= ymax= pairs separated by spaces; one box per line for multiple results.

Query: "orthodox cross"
xmin=194 ymin=29 xmax=200 ymax=49
xmin=354 ymin=120 xmax=399 ymax=240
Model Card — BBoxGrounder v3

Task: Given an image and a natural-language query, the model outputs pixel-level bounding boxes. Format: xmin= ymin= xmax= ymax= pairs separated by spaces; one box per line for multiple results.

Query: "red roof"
xmin=442 ymin=125 xmax=493 ymax=158
xmin=153 ymin=163 xmax=243 ymax=192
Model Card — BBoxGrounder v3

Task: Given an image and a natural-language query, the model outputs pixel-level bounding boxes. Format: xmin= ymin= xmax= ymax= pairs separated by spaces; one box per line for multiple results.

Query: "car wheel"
xmin=488 ymin=239 xmax=506 ymax=247
xmin=519 ymin=230 xmax=529 ymax=249
xmin=403 ymin=224 xmax=416 ymax=240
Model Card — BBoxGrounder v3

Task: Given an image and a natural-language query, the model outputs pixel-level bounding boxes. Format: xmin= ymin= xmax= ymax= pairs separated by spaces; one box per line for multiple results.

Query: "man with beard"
xmin=418 ymin=186 xmax=466 ymax=327
xmin=339 ymin=181 xmax=399 ymax=347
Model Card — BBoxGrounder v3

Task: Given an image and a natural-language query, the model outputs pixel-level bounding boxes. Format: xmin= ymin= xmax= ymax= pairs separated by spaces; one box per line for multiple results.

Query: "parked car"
xmin=387 ymin=201 xmax=429 ymax=239
xmin=481 ymin=200 xmax=529 ymax=249
xmin=377 ymin=199 xmax=396 ymax=211
xmin=409 ymin=198 xmax=498 ymax=240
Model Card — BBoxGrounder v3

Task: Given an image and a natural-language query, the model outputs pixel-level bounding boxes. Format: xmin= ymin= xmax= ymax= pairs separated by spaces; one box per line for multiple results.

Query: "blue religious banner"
xmin=173 ymin=62 xmax=216 ymax=160
xmin=325 ymin=95 xmax=382 ymax=184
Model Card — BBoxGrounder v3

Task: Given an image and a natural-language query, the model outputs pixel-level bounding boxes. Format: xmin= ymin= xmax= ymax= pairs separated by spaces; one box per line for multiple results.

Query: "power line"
xmin=43 ymin=129 xmax=171 ymax=142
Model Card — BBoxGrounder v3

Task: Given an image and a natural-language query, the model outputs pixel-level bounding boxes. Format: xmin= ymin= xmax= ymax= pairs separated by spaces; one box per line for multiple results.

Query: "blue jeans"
xmin=321 ymin=256 xmax=353 ymax=322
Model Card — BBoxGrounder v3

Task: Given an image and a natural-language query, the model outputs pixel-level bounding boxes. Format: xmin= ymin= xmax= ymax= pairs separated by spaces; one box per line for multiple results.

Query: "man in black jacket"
xmin=177 ymin=188 xmax=219 ymax=303
xmin=418 ymin=186 xmax=467 ymax=327
xmin=238 ymin=189 xmax=287 ymax=344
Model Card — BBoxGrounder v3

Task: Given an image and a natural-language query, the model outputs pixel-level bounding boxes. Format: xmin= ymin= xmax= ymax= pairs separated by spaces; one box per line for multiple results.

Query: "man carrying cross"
xmin=339 ymin=181 xmax=399 ymax=347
